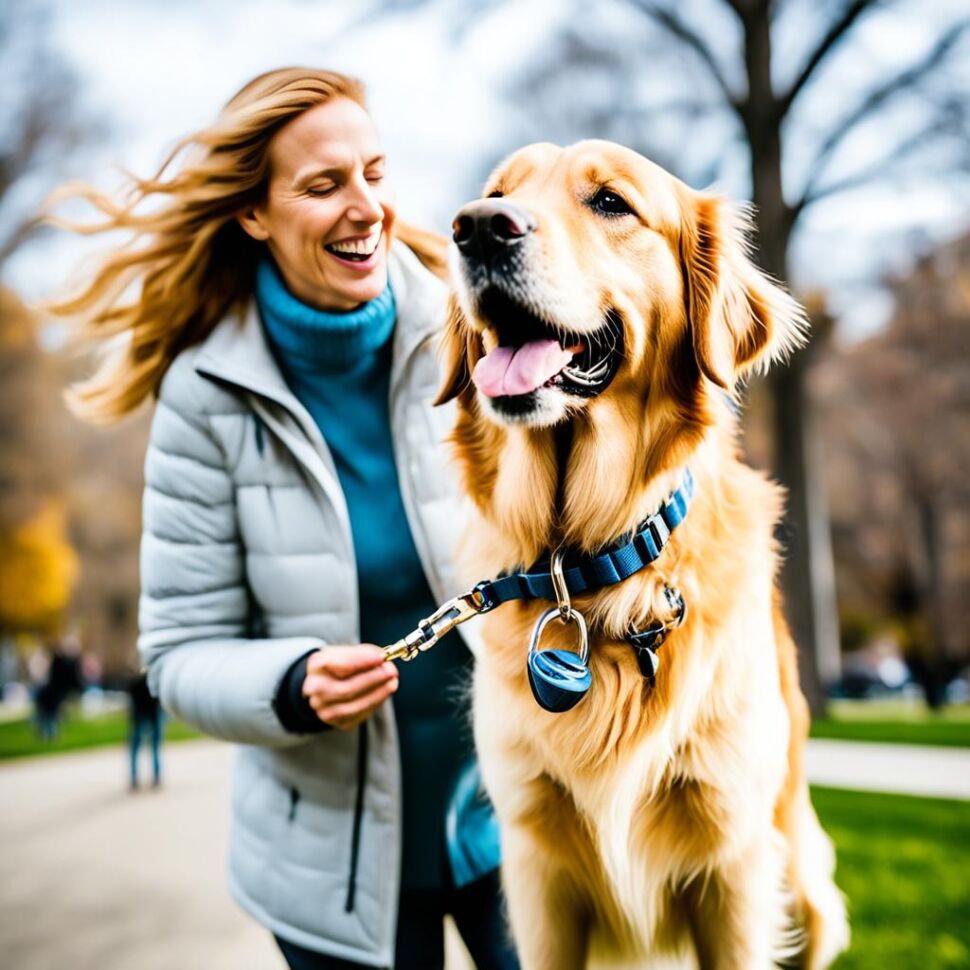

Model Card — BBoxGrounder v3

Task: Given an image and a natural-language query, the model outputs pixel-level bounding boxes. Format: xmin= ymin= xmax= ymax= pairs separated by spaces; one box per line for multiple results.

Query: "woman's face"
xmin=240 ymin=97 xmax=396 ymax=312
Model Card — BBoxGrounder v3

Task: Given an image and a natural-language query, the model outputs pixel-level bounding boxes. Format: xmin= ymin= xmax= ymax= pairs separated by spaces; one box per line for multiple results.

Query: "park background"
xmin=0 ymin=0 xmax=968 ymax=968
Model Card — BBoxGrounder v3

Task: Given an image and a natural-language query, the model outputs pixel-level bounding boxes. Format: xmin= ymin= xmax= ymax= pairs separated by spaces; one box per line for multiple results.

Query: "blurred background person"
xmin=127 ymin=670 xmax=163 ymax=791
xmin=31 ymin=635 xmax=83 ymax=741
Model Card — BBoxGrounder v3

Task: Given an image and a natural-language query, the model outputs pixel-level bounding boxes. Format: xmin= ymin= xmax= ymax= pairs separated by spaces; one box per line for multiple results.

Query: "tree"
xmin=0 ymin=5 xmax=138 ymax=676
xmin=0 ymin=281 xmax=150 ymax=675
xmin=0 ymin=287 xmax=66 ymax=530
xmin=0 ymin=3 xmax=97 ymax=271
xmin=0 ymin=285 xmax=78 ymax=680
xmin=366 ymin=0 xmax=970 ymax=712
xmin=0 ymin=499 xmax=79 ymax=637
xmin=813 ymin=231 xmax=970 ymax=705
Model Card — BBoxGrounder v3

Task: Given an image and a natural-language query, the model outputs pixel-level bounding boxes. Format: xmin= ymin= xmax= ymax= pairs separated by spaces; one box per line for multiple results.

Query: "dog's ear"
xmin=433 ymin=294 xmax=484 ymax=406
xmin=680 ymin=193 xmax=807 ymax=389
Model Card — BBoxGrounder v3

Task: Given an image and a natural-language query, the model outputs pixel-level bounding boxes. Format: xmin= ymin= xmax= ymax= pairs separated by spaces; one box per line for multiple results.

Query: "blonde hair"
xmin=47 ymin=67 xmax=445 ymax=424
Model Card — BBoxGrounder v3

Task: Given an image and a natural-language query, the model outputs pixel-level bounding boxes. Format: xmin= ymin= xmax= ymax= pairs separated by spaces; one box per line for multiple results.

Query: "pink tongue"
xmin=472 ymin=339 xmax=575 ymax=398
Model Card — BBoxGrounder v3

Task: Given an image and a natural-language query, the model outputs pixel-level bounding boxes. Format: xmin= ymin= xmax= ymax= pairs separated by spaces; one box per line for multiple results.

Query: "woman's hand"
xmin=302 ymin=645 xmax=399 ymax=731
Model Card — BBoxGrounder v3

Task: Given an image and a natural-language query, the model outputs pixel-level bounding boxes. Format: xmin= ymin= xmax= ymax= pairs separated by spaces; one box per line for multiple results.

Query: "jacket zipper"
xmin=344 ymin=722 xmax=368 ymax=912
xmin=253 ymin=412 xmax=266 ymax=456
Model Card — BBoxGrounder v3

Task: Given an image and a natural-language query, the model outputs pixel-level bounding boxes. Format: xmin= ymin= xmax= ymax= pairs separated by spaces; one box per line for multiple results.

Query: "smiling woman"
xmin=236 ymin=96 xmax=394 ymax=311
xmin=46 ymin=68 xmax=518 ymax=970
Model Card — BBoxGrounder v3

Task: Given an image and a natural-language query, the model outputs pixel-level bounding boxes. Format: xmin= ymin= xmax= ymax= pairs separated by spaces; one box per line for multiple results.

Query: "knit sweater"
xmin=256 ymin=258 xmax=476 ymax=890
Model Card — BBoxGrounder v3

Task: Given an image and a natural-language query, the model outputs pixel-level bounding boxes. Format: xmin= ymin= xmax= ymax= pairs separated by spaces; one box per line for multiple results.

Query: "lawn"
xmin=0 ymin=707 xmax=200 ymax=760
xmin=814 ymin=786 xmax=970 ymax=969
xmin=810 ymin=699 xmax=970 ymax=748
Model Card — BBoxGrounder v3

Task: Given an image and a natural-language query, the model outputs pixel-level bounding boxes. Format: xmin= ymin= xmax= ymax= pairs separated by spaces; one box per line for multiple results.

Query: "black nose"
xmin=452 ymin=199 xmax=537 ymax=260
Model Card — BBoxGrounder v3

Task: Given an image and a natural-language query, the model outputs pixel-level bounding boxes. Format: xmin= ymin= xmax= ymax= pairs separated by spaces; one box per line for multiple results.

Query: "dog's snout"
xmin=452 ymin=199 xmax=536 ymax=260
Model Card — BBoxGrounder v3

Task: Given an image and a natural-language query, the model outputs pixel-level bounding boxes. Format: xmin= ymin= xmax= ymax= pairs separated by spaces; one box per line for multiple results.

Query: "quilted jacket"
xmin=138 ymin=242 xmax=482 ymax=966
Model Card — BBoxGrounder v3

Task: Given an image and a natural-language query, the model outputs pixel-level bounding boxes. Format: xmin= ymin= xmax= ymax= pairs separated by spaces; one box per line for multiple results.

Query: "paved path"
xmin=1 ymin=737 xmax=966 ymax=970
xmin=805 ymin=738 xmax=970 ymax=800
xmin=0 ymin=741 xmax=287 ymax=970
xmin=0 ymin=739 xmax=472 ymax=970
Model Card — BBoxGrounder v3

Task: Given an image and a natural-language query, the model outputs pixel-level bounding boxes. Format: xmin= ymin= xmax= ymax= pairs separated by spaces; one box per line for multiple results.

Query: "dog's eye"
xmin=487 ymin=190 xmax=504 ymax=199
xmin=591 ymin=189 xmax=633 ymax=216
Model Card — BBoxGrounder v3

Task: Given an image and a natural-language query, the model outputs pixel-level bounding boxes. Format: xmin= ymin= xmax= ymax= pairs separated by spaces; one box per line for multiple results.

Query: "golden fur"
xmin=436 ymin=141 xmax=848 ymax=969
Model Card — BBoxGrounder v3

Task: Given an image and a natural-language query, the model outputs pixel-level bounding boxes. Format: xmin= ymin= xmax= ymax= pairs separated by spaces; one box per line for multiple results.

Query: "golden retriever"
xmin=433 ymin=141 xmax=849 ymax=969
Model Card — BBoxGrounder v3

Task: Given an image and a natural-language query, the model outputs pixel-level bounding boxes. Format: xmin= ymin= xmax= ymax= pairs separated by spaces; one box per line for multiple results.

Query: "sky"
xmin=2 ymin=0 xmax=968 ymax=342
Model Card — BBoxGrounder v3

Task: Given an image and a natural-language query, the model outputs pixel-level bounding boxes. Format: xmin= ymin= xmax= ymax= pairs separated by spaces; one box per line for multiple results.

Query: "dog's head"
xmin=436 ymin=140 xmax=805 ymax=432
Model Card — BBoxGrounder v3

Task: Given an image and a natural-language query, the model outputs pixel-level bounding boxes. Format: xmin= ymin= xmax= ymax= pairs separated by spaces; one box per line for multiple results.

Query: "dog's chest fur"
xmin=468 ymin=464 xmax=791 ymax=957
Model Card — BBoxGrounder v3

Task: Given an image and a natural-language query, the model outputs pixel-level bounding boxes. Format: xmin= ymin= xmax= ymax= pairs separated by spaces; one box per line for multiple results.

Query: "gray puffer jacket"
xmin=138 ymin=243 xmax=481 ymax=966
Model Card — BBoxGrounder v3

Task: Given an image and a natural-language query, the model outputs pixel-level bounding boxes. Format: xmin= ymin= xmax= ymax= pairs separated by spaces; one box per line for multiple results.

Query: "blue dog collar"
xmin=472 ymin=469 xmax=694 ymax=612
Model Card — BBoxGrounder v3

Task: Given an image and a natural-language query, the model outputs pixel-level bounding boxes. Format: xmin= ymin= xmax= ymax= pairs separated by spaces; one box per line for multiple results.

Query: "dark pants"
xmin=129 ymin=711 xmax=164 ymax=785
xmin=274 ymin=870 xmax=519 ymax=970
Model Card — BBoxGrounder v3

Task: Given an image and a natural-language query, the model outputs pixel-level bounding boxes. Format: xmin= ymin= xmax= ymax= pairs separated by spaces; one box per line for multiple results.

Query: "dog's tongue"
xmin=472 ymin=340 xmax=574 ymax=397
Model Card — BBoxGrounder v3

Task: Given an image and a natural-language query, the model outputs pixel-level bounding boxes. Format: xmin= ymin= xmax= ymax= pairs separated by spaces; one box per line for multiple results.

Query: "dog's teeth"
xmin=564 ymin=358 xmax=610 ymax=386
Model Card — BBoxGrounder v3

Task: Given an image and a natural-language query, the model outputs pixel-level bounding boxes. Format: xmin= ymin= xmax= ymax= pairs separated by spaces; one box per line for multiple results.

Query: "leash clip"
xmin=549 ymin=545 xmax=574 ymax=624
xmin=383 ymin=588 xmax=487 ymax=662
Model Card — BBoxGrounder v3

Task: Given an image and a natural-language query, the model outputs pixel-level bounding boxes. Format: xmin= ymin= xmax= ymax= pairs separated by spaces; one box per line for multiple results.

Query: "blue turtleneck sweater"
xmin=256 ymin=258 xmax=475 ymax=891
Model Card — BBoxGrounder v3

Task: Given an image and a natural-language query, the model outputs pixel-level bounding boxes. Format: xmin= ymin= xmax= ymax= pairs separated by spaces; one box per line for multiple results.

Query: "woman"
xmin=50 ymin=68 xmax=518 ymax=970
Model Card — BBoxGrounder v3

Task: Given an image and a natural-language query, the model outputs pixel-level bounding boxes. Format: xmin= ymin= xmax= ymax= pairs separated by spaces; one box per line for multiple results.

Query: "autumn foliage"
xmin=0 ymin=500 xmax=78 ymax=634
xmin=0 ymin=286 xmax=148 ymax=665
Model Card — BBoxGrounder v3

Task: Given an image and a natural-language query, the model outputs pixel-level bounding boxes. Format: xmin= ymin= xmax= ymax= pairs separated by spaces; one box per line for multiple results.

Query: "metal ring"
xmin=550 ymin=547 xmax=571 ymax=621
xmin=528 ymin=606 xmax=590 ymax=666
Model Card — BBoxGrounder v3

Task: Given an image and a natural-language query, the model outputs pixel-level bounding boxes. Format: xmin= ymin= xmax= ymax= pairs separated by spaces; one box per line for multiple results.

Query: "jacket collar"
xmin=193 ymin=241 xmax=446 ymax=405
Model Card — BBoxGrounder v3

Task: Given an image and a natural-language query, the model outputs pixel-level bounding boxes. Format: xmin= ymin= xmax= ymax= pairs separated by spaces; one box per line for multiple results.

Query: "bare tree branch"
xmin=778 ymin=0 xmax=883 ymax=119
xmin=792 ymin=115 xmax=960 ymax=217
xmin=627 ymin=0 xmax=744 ymax=120
xmin=794 ymin=20 xmax=970 ymax=212
xmin=0 ymin=5 xmax=96 ymax=271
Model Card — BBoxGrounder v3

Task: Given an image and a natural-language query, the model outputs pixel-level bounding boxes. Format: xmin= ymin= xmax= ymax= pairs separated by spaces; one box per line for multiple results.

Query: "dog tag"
xmin=526 ymin=607 xmax=591 ymax=713
xmin=634 ymin=645 xmax=660 ymax=686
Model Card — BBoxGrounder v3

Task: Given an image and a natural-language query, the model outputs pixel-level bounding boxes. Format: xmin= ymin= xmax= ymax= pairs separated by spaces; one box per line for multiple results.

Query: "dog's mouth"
xmin=470 ymin=288 xmax=624 ymax=406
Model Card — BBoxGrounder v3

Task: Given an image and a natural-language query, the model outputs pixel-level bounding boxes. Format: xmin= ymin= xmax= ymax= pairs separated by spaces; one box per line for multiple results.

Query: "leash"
xmin=383 ymin=470 xmax=694 ymax=712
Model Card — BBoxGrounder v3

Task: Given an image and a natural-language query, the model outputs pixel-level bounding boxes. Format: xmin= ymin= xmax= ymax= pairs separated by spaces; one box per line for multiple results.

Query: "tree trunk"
xmin=741 ymin=7 xmax=840 ymax=716
xmin=767 ymin=356 xmax=840 ymax=715
xmin=912 ymin=490 xmax=950 ymax=707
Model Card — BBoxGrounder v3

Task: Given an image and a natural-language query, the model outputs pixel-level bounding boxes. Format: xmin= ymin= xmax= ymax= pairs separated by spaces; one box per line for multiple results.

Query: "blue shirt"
xmin=256 ymin=258 xmax=495 ymax=889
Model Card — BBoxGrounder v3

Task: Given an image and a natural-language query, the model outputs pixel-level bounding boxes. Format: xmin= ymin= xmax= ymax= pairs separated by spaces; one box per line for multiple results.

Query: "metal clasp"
xmin=549 ymin=545 xmax=572 ymax=623
xmin=383 ymin=588 xmax=487 ymax=662
xmin=528 ymin=606 xmax=590 ymax=666
xmin=527 ymin=548 xmax=590 ymax=665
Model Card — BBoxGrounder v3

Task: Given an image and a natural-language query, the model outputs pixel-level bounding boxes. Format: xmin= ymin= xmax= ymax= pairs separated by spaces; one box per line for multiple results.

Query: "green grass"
xmin=814 ymin=786 xmax=970 ymax=969
xmin=810 ymin=700 xmax=970 ymax=748
xmin=810 ymin=718 xmax=970 ymax=747
xmin=0 ymin=707 xmax=201 ymax=760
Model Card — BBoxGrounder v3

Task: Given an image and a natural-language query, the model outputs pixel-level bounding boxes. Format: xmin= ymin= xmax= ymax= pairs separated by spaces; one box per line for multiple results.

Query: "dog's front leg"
xmin=501 ymin=822 xmax=590 ymax=970
xmin=683 ymin=836 xmax=790 ymax=970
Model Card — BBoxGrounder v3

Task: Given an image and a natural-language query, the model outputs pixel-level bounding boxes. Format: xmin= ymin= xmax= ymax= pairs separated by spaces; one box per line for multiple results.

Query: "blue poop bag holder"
xmin=524 ymin=551 xmax=593 ymax=712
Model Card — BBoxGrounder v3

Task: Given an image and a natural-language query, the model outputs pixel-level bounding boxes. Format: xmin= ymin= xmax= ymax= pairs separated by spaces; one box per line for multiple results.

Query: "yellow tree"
xmin=0 ymin=500 xmax=79 ymax=636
